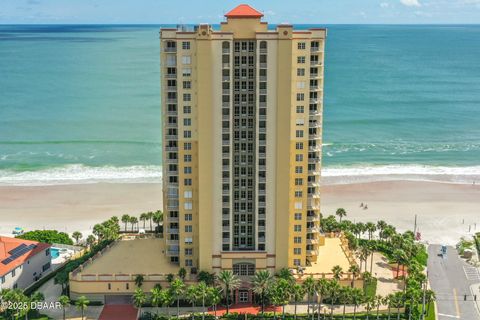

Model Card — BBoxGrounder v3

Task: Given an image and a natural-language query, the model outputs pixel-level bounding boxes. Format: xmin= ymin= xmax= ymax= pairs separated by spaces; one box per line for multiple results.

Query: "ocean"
xmin=0 ymin=24 xmax=479 ymax=185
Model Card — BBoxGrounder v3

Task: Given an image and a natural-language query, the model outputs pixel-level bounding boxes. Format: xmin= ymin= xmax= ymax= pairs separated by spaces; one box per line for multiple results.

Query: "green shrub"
xmin=17 ymin=230 xmax=73 ymax=245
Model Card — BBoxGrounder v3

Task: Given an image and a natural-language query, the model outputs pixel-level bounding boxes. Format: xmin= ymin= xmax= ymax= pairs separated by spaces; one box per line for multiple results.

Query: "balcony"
xmin=165 ymin=158 xmax=178 ymax=164
xmin=308 ymin=145 xmax=321 ymax=152
xmin=222 ymin=238 xmax=230 ymax=244
xmin=222 ymin=63 xmax=230 ymax=68
xmin=307 ymin=238 xmax=319 ymax=245
xmin=164 ymin=47 xmax=177 ymax=53
xmin=166 ymin=249 xmax=179 ymax=256
xmin=166 ymin=74 xmax=177 ymax=79
xmin=307 ymin=226 xmax=320 ymax=233
xmin=165 ymin=122 xmax=177 ymax=128
xmin=259 ymin=89 xmax=267 ymax=95
xmin=308 ymin=157 xmax=321 ymax=164
xmin=311 ymin=46 xmax=320 ymax=52
xmin=307 ymin=200 xmax=320 ymax=210
xmin=168 ymin=216 xmax=179 ymax=223
xmin=222 ymin=89 xmax=230 ymax=95
xmin=222 ymin=128 xmax=230 ymax=134
xmin=168 ymin=228 xmax=179 ymax=234
xmin=165 ymin=146 xmax=178 ymax=152
xmin=307 ymin=249 xmax=319 ymax=256
xmin=311 ymin=61 xmax=320 ymax=66
xmin=165 ymin=135 xmax=178 ymax=140
xmin=258 ymin=237 xmax=265 ymax=242
xmin=259 ymin=63 xmax=267 ymax=68
xmin=167 ymin=86 xmax=177 ymax=91
xmin=308 ymin=180 xmax=321 ymax=188
xmin=309 ymin=132 xmax=321 ymax=140
xmin=259 ymin=76 xmax=267 ymax=82
xmin=258 ymin=213 xmax=266 ymax=220
xmin=310 ymin=73 xmax=319 ymax=79
xmin=307 ymin=214 xmax=320 ymax=222
xmin=310 ymin=86 xmax=319 ymax=91
xmin=309 ymin=98 xmax=319 ymax=104
xmin=166 ymin=239 xmax=179 ymax=245
xmin=309 ymin=122 xmax=322 ymax=129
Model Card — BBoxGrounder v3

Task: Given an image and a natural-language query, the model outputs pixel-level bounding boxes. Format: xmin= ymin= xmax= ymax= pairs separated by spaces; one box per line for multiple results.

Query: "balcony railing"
xmin=164 ymin=47 xmax=177 ymax=53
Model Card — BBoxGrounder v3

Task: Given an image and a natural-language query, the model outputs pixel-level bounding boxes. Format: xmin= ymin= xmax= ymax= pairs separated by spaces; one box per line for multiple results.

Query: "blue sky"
xmin=1 ymin=0 xmax=479 ymax=24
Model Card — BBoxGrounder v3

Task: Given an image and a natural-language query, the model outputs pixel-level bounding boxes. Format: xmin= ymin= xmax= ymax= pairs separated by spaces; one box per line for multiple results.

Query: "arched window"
xmin=233 ymin=263 xmax=255 ymax=276
xmin=260 ymin=41 xmax=267 ymax=50
xmin=222 ymin=41 xmax=230 ymax=50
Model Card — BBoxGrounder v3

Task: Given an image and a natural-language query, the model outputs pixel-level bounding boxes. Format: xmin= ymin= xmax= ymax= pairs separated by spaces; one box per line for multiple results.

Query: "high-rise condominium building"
xmin=160 ymin=4 xmax=326 ymax=277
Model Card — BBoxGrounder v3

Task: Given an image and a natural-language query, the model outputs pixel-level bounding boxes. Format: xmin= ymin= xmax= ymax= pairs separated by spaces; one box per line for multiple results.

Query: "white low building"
xmin=0 ymin=236 xmax=52 ymax=290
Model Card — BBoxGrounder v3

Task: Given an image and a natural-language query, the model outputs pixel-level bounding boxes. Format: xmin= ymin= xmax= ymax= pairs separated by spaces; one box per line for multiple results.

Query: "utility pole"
xmin=413 ymin=214 xmax=417 ymax=236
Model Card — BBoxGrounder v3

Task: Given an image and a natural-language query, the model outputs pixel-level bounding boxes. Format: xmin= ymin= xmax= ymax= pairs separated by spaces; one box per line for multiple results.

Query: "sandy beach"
xmin=0 ymin=180 xmax=479 ymax=245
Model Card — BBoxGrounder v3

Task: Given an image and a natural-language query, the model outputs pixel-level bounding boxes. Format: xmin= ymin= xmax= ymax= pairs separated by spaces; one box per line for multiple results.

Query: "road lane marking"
xmin=437 ymin=314 xmax=460 ymax=319
xmin=463 ymin=266 xmax=480 ymax=281
xmin=453 ymin=288 xmax=461 ymax=318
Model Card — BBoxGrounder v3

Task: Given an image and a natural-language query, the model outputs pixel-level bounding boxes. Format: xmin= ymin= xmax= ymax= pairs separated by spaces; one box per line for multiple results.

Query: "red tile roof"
xmin=0 ymin=236 xmax=51 ymax=277
xmin=225 ymin=4 xmax=263 ymax=18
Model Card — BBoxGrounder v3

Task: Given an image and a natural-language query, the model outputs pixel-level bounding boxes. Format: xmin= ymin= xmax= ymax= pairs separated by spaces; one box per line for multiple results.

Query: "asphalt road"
xmin=428 ymin=245 xmax=480 ymax=320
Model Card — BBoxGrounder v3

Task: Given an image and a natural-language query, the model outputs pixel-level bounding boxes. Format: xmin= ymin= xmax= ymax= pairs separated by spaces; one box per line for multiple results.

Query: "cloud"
xmin=380 ymin=2 xmax=390 ymax=8
xmin=400 ymin=0 xmax=421 ymax=6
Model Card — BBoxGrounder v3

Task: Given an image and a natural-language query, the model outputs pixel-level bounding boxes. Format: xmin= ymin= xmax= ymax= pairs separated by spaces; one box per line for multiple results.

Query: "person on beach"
xmin=360 ymin=202 xmax=364 ymax=207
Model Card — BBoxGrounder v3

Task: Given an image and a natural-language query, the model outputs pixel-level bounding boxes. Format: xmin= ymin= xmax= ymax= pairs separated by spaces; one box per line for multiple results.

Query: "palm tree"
xmin=277 ymin=267 xmax=295 ymax=282
xmin=291 ymin=283 xmax=305 ymax=320
xmin=302 ymin=276 xmax=316 ymax=318
xmin=135 ymin=274 xmax=144 ymax=288
xmin=133 ymin=288 xmax=147 ymax=318
xmin=121 ymin=214 xmax=130 ymax=231
xmin=350 ymin=288 xmax=363 ymax=320
xmin=336 ymin=208 xmax=347 ymax=223
xmin=178 ymin=267 xmax=187 ymax=280
xmin=327 ymin=280 xmax=341 ymax=319
xmin=196 ymin=282 xmax=209 ymax=320
xmin=75 ymin=296 xmax=89 ymax=320
xmin=359 ymin=243 xmax=372 ymax=273
xmin=348 ymin=265 xmax=360 ymax=288
xmin=377 ymin=220 xmax=387 ymax=241
xmin=86 ymin=234 xmax=96 ymax=249
xmin=153 ymin=210 xmax=163 ymax=232
xmin=72 ymin=231 xmax=82 ymax=245
xmin=338 ymin=286 xmax=351 ymax=320
xmin=393 ymin=249 xmax=407 ymax=278
xmin=186 ymin=284 xmax=199 ymax=315
xmin=390 ymin=292 xmax=405 ymax=320
xmin=316 ymin=278 xmax=329 ymax=319
xmin=92 ymin=224 xmax=104 ymax=240
xmin=207 ymin=286 xmax=222 ymax=319
xmin=217 ymin=270 xmax=240 ymax=315
xmin=170 ymin=278 xmax=185 ymax=318
xmin=160 ymin=288 xmax=174 ymax=318
xmin=365 ymin=222 xmax=376 ymax=240
xmin=59 ymin=295 xmax=70 ymax=320
xmin=275 ymin=278 xmax=292 ymax=319
xmin=147 ymin=211 xmax=154 ymax=231
xmin=384 ymin=295 xmax=393 ymax=320
xmin=130 ymin=216 xmax=138 ymax=232
xmin=140 ymin=213 xmax=148 ymax=229
xmin=364 ymin=295 xmax=375 ymax=320
xmin=332 ymin=265 xmax=344 ymax=281
xmin=252 ymin=270 xmax=273 ymax=314
xmin=151 ymin=286 xmax=163 ymax=316
xmin=374 ymin=295 xmax=383 ymax=320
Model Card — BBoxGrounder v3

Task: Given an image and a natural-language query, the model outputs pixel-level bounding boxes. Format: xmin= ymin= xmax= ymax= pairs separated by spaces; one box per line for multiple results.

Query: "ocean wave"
xmin=0 ymin=164 xmax=479 ymax=186
xmin=0 ymin=164 xmax=162 ymax=186
xmin=322 ymin=164 xmax=480 ymax=185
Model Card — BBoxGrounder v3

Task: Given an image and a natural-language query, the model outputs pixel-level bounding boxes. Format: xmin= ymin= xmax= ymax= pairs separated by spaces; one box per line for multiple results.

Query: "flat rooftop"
xmin=304 ymin=237 xmax=352 ymax=274
xmin=82 ymin=238 xmax=178 ymax=275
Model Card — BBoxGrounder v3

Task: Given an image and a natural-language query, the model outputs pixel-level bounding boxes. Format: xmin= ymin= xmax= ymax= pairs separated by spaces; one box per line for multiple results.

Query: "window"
xmin=294 ymin=248 xmax=302 ymax=255
xmin=295 ymin=142 xmax=304 ymax=150
xmin=295 ymin=178 xmax=303 ymax=186
xmin=297 ymin=56 xmax=306 ymax=64
xmin=296 ymin=130 xmax=304 ymax=138
xmin=0 ymin=276 xmax=5 ymax=284
xmin=183 ymin=81 xmax=191 ymax=89
xmin=185 ymin=259 xmax=193 ymax=266
xmin=294 ymin=236 xmax=302 ymax=244
xmin=184 ymin=178 xmax=192 ymax=186
xmin=294 ymin=225 xmax=302 ymax=232
xmin=183 ymin=106 xmax=191 ymax=114
xmin=183 ymin=93 xmax=191 ymax=102
xmin=295 ymin=202 xmax=303 ymax=209
xmin=294 ymin=213 xmax=302 ymax=220
xmin=233 ymin=263 xmax=255 ymax=276
xmin=46 ymin=248 xmax=50 ymax=256
xmin=297 ymin=81 xmax=306 ymax=89
xmin=42 ymin=262 xmax=50 ymax=272
xmin=184 ymin=191 xmax=192 ymax=198
xmin=295 ymin=154 xmax=304 ymax=161
xmin=184 ymin=202 xmax=192 ymax=210
xmin=184 ymin=155 xmax=192 ymax=162
xmin=183 ymin=118 xmax=191 ymax=126
xmin=11 ymin=269 xmax=16 ymax=277
xmin=182 ymin=41 xmax=190 ymax=50
xmin=185 ymin=225 xmax=193 ymax=232
xmin=295 ymin=166 xmax=303 ymax=174
xmin=296 ymin=106 xmax=304 ymax=113
xmin=185 ymin=214 xmax=193 ymax=221
xmin=297 ymin=68 xmax=305 ymax=76
xmin=294 ymin=259 xmax=301 ymax=266
xmin=296 ymin=93 xmax=305 ymax=101
xmin=182 ymin=56 xmax=191 ymax=65
xmin=296 ymin=119 xmax=305 ymax=126
xmin=108 ymin=283 xmax=112 ymax=290
xmin=184 ymin=142 xmax=192 ymax=150
xmin=184 ymin=166 xmax=192 ymax=174
xmin=183 ymin=131 xmax=191 ymax=138
xmin=294 ymin=191 xmax=303 ymax=197
xmin=185 ymin=248 xmax=193 ymax=255
xmin=182 ymin=68 xmax=192 ymax=77
xmin=126 ymin=283 xmax=130 ymax=290
xmin=185 ymin=237 xmax=193 ymax=244
xmin=298 ymin=42 xmax=306 ymax=50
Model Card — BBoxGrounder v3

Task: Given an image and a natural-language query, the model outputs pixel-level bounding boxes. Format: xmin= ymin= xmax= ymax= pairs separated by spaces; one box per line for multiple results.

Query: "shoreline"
xmin=0 ymin=180 xmax=478 ymax=246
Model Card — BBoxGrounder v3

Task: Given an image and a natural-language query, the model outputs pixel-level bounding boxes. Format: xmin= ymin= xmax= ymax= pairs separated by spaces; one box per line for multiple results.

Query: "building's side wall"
xmin=0 ymin=248 xmax=51 ymax=290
